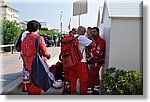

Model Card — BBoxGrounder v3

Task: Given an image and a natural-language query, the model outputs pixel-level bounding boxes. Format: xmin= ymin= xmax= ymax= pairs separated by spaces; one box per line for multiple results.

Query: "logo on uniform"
xmin=97 ymin=45 xmax=100 ymax=50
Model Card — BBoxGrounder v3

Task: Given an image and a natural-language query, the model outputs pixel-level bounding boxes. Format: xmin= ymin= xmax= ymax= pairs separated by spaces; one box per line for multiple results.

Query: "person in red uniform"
xmin=69 ymin=26 xmax=96 ymax=95
xmin=62 ymin=28 xmax=77 ymax=93
xmin=86 ymin=27 xmax=105 ymax=95
xmin=21 ymin=20 xmax=51 ymax=95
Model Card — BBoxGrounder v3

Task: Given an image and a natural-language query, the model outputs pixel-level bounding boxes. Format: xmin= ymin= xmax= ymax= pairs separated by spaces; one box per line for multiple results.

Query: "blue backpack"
xmin=31 ymin=36 xmax=55 ymax=92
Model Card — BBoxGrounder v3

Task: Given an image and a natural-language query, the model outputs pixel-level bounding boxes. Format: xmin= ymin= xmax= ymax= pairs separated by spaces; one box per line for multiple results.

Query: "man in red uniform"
xmin=86 ymin=27 xmax=105 ymax=95
xmin=63 ymin=28 xmax=77 ymax=93
xmin=69 ymin=26 xmax=96 ymax=95
xmin=21 ymin=20 xmax=51 ymax=95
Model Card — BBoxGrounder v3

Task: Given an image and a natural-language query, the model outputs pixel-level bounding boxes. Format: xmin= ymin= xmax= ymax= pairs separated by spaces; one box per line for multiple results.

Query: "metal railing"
xmin=0 ymin=44 xmax=14 ymax=54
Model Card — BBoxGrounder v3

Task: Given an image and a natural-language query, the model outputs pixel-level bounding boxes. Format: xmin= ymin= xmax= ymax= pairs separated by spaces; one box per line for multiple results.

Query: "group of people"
xmin=44 ymin=35 xmax=61 ymax=47
xmin=63 ymin=26 xmax=105 ymax=95
xmin=18 ymin=19 xmax=105 ymax=95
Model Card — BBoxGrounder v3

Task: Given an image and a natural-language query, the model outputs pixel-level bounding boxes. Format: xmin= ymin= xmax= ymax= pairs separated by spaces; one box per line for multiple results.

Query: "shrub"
xmin=101 ymin=67 xmax=143 ymax=95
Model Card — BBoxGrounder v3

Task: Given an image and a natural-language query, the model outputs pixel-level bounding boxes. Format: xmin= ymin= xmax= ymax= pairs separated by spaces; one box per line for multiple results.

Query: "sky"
xmin=4 ymin=0 xmax=104 ymax=32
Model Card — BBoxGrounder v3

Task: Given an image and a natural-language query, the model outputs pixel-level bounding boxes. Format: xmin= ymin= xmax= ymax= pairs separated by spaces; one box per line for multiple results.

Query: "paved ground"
xmin=0 ymin=46 xmax=102 ymax=95
xmin=0 ymin=47 xmax=63 ymax=94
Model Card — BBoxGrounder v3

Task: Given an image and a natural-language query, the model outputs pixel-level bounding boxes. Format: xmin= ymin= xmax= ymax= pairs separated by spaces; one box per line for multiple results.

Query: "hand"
xmin=47 ymin=54 xmax=51 ymax=60
xmin=90 ymin=35 xmax=95 ymax=39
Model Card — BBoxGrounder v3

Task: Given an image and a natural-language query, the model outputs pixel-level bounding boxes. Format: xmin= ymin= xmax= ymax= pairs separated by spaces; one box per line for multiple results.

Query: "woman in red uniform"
xmin=21 ymin=20 xmax=51 ymax=95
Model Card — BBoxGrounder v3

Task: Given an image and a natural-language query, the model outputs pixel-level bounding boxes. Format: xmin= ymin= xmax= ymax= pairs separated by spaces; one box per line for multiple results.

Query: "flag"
xmin=68 ymin=17 xmax=71 ymax=30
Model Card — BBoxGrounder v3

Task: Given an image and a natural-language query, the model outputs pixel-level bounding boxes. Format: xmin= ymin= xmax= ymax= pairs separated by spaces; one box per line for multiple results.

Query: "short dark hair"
xmin=72 ymin=28 xmax=77 ymax=32
xmin=27 ymin=20 xmax=41 ymax=32
xmin=69 ymin=31 xmax=72 ymax=35
xmin=87 ymin=27 xmax=92 ymax=30
xmin=93 ymin=27 xmax=99 ymax=33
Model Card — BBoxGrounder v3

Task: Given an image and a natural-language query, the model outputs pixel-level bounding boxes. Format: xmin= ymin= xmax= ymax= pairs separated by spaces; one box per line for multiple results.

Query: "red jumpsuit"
xmin=21 ymin=54 xmax=30 ymax=92
xmin=86 ymin=35 xmax=105 ymax=94
xmin=63 ymin=66 xmax=71 ymax=92
xmin=69 ymin=35 xmax=91 ymax=95
xmin=22 ymin=33 xmax=48 ymax=95
xmin=61 ymin=35 xmax=72 ymax=93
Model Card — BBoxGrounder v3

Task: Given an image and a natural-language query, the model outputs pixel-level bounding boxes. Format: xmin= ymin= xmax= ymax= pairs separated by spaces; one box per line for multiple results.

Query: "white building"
xmin=40 ymin=22 xmax=48 ymax=29
xmin=19 ymin=21 xmax=28 ymax=30
xmin=0 ymin=1 xmax=19 ymax=22
xmin=97 ymin=0 xmax=143 ymax=73
xmin=19 ymin=21 xmax=50 ymax=30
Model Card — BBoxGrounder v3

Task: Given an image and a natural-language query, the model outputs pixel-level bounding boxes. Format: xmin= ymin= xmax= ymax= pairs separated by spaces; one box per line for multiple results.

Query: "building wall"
xmin=109 ymin=17 xmax=142 ymax=72
xmin=0 ymin=1 xmax=19 ymax=22
xmin=0 ymin=1 xmax=11 ymax=7
xmin=99 ymin=3 xmax=111 ymax=70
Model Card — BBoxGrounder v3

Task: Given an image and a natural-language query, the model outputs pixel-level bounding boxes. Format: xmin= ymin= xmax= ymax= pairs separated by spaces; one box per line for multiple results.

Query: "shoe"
xmin=93 ymin=85 xmax=100 ymax=95
xmin=52 ymin=80 xmax=62 ymax=89
xmin=87 ymin=88 xmax=93 ymax=95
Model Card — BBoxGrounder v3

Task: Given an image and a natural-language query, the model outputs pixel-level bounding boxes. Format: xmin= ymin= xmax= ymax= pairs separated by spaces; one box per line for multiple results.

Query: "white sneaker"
xmin=52 ymin=80 xmax=62 ymax=89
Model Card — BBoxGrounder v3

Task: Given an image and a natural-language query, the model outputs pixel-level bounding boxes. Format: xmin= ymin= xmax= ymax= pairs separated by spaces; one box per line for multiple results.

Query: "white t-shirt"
xmin=21 ymin=31 xmax=29 ymax=41
xmin=20 ymin=31 xmax=29 ymax=54
xmin=75 ymin=34 xmax=92 ymax=62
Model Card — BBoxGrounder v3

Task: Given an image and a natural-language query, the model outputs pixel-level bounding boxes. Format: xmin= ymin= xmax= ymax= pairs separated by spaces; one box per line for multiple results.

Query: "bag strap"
xmin=35 ymin=36 xmax=41 ymax=54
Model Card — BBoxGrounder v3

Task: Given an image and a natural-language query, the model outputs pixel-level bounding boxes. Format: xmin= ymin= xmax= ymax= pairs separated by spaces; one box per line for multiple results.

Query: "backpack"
xmin=49 ymin=61 xmax=63 ymax=80
xmin=59 ymin=35 xmax=83 ymax=68
xmin=31 ymin=36 xmax=55 ymax=92
xmin=14 ymin=32 xmax=23 ymax=52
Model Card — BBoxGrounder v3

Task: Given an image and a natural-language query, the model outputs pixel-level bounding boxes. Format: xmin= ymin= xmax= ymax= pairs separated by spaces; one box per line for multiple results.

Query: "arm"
xmin=88 ymin=36 xmax=96 ymax=47
xmin=42 ymin=50 xmax=51 ymax=59
xmin=93 ymin=38 xmax=105 ymax=63
xmin=39 ymin=37 xmax=51 ymax=59
xmin=78 ymin=35 xmax=96 ymax=47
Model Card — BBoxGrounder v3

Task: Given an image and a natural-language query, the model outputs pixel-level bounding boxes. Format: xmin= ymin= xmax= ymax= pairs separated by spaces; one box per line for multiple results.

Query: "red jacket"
xmin=86 ymin=35 xmax=105 ymax=63
xmin=21 ymin=33 xmax=47 ymax=72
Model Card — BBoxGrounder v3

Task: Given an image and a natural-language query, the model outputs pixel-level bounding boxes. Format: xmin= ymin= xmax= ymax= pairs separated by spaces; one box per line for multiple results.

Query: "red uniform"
xmin=69 ymin=35 xmax=92 ymax=95
xmin=86 ymin=35 xmax=105 ymax=94
xmin=69 ymin=62 xmax=88 ymax=94
xmin=63 ymin=66 xmax=71 ymax=93
xmin=22 ymin=33 xmax=47 ymax=95
xmin=21 ymin=53 xmax=30 ymax=92
xmin=60 ymin=35 xmax=71 ymax=93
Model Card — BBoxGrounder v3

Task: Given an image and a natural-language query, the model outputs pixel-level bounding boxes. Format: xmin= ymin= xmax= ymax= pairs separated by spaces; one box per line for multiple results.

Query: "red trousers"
xmin=88 ymin=63 xmax=102 ymax=88
xmin=69 ymin=62 xmax=88 ymax=95
xmin=28 ymin=82 xmax=41 ymax=95
xmin=21 ymin=54 xmax=29 ymax=92
xmin=63 ymin=67 xmax=70 ymax=82
xmin=22 ymin=53 xmax=42 ymax=95
xmin=27 ymin=70 xmax=42 ymax=95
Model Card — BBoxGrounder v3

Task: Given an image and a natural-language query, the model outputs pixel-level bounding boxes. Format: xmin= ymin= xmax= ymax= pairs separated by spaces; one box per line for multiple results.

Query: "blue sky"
xmin=5 ymin=0 xmax=104 ymax=32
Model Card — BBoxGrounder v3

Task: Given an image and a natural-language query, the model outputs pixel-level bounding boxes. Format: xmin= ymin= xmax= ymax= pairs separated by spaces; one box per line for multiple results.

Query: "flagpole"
xmin=60 ymin=11 xmax=63 ymax=35
xmin=79 ymin=0 xmax=81 ymax=27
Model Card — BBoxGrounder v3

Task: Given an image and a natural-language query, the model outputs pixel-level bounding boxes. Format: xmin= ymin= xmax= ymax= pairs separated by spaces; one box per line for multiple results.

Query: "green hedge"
xmin=101 ymin=67 xmax=143 ymax=95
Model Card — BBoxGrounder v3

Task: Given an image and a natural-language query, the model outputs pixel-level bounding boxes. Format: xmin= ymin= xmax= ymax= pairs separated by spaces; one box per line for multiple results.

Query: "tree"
xmin=1 ymin=20 xmax=22 ymax=45
xmin=39 ymin=28 xmax=58 ymax=37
